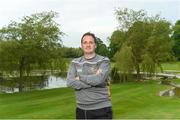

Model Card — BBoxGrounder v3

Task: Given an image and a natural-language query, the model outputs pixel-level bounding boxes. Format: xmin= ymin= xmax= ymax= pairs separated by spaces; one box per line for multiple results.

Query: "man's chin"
xmin=84 ymin=51 xmax=94 ymax=54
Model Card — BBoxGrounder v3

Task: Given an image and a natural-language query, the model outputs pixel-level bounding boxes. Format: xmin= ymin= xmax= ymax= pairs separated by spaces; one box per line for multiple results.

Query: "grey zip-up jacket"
xmin=66 ymin=54 xmax=112 ymax=110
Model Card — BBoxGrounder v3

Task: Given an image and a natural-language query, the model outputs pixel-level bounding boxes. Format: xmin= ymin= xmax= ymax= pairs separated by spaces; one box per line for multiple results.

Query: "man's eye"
xmin=83 ymin=41 xmax=94 ymax=44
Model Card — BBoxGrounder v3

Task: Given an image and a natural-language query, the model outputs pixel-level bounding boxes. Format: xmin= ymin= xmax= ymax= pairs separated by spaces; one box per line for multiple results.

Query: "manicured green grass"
xmin=0 ymin=88 xmax=76 ymax=119
xmin=0 ymin=81 xmax=180 ymax=119
xmin=112 ymin=81 xmax=180 ymax=119
xmin=111 ymin=61 xmax=180 ymax=71
xmin=161 ymin=62 xmax=180 ymax=71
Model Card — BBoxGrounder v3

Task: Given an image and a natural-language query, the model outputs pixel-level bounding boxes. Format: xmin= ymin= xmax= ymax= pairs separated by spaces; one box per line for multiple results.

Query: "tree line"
xmin=109 ymin=8 xmax=179 ymax=83
xmin=0 ymin=9 xmax=179 ymax=91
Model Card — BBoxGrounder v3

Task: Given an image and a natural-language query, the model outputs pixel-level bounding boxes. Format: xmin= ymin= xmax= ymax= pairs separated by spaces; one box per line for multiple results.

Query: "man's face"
xmin=81 ymin=35 xmax=96 ymax=54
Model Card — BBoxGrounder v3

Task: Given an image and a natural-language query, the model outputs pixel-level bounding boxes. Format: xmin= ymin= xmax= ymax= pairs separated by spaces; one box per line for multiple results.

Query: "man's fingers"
xmin=96 ymin=69 xmax=102 ymax=75
xmin=75 ymin=76 xmax=80 ymax=80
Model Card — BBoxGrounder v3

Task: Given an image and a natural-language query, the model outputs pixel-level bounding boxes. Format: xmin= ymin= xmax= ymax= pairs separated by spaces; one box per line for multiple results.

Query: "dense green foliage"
xmin=172 ymin=20 xmax=180 ymax=60
xmin=0 ymin=11 xmax=64 ymax=91
xmin=109 ymin=8 xmax=174 ymax=81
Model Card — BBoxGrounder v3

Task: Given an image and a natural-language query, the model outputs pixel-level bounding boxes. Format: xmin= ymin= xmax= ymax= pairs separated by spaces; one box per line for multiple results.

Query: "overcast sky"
xmin=0 ymin=0 xmax=179 ymax=47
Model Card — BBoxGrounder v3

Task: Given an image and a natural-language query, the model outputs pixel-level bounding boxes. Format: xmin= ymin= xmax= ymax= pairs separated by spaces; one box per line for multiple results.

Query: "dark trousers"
xmin=76 ymin=106 xmax=113 ymax=119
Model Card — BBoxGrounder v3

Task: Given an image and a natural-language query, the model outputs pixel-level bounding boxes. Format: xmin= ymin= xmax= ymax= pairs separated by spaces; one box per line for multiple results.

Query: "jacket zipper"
xmin=85 ymin=110 xmax=87 ymax=119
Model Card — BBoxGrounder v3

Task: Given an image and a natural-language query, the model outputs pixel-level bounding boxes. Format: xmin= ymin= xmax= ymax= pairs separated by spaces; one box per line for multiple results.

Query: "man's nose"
xmin=86 ymin=43 xmax=91 ymax=46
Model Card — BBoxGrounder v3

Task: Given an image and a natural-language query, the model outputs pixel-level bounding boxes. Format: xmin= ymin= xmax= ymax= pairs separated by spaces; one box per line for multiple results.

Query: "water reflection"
xmin=0 ymin=75 xmax=67 ymax=93
xmin=44 ymin=76 xmax=67 ymax=89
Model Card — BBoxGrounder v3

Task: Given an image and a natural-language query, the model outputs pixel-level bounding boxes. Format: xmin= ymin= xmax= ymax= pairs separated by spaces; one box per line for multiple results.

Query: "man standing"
xmin=66 ymin=32 xmax=113 ymax=119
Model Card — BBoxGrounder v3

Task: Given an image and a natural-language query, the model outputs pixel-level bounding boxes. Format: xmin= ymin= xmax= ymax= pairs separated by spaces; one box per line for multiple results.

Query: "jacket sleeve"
xmin=66 ymin=61 xmax=91 ymax=90
xmin=79 ymin=58 xmax=110 ymax=86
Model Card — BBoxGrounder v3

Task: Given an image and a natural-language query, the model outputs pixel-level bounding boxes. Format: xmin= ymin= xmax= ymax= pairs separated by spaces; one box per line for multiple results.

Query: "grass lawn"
xmin=111 ymin=61 xmax=180 ymax=71
xmin=161 ymin=61 xmax=180 ymax=71
xmin=0 ymin=81 xmax=180 ymax=119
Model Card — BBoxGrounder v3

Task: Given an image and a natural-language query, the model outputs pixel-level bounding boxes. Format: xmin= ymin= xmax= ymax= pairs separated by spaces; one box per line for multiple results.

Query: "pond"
xmin=0 ymin=75 xmax=67 ymax=93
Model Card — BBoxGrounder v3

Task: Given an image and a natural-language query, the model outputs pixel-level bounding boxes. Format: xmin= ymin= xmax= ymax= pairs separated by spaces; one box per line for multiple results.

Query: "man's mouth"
xmin=86 ymin=48 xmax=91 ymax=49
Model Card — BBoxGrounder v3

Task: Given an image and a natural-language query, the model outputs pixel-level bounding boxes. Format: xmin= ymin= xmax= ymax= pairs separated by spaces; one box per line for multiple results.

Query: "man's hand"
xmin=75 ymin=76 xmax=80 ymax=80
xmin=96 ymin=69 xmax=102 ymax=75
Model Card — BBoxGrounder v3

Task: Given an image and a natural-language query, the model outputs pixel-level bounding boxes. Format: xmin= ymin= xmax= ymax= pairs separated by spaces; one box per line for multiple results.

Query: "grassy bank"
xmin=111 ymin=61 xmax=180 ymax=69
xmin=161 ymin=62 xmax=180 ymax=71
xmin=0 ymin=81 xmax=180 ymax=119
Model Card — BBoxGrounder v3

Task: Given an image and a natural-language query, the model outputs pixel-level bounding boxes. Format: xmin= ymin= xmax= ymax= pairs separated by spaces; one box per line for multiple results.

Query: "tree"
xmin=126 ymin=21 xmax=153 ymax=80
xmin=115 ymin=8 xmax=148 ymax=30
xmin=61 ymin=47 xmax=83 ymax=58
xmin=172 ymin=20 xmax=180 ymax=60
xmin=114 ymin=43 xmax=134 ymax=82
xmin=108 ymin=30 xmax=126 ymax=59
xmin=143 ymin=20 xmax=173 ymax=74
xmin=111 ymin=8 xmax=173 ymax=81
xmin=0 ymin=11 xmax=63 ymax=92
xmin=95 ymin=37 xmax=109 ymax=57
